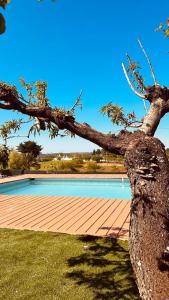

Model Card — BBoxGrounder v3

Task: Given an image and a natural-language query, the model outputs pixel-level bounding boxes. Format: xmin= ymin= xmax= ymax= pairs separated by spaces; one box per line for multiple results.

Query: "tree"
xmin=92 ymin=155 xmax=101 ymax=163
xmin=0 ymin=47 xmax=169 ymax=298
xmin=17 ymin=141 xmax=42 ymax=169
xmin=17 ymin=141 xmax=42 ymax=158
xmin=0 ymin=144 xmax=9 ymax=170
xmin=92 ymin=149 xmax=102 ymax=155
xmin=0 ymin=4 xmax=169 ymax=296
xmin=8 ymin=150 xmax=26 ymax=170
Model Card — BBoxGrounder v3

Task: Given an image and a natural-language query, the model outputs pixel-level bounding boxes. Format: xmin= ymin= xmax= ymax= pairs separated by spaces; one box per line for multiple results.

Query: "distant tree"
xmin=0 ymin=144 xmax=9 ymax=170
xmin=92 ymin=155 xmax=101 ymax=163
xmin=17 ymin=141 xmax=42 ymax=157
xmin=17 ymin=141 xmax=42 ymax=169
xmin=92 ymin=149 xmax=102 ymax=155
xmin=96 ymin=149 xmax=102 ymax=155
xmin=8 ymin=150 xmax=26 ymax=170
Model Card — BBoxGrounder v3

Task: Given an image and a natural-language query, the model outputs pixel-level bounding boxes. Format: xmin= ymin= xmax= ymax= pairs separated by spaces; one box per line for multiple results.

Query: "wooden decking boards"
xmin=0 ymin=174 xmax=130 ymax=240
xmin=0 ymin=194 xmax=130 ymax=240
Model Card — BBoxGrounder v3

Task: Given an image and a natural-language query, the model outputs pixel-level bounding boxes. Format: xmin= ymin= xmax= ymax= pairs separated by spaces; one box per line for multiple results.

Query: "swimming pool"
xmin=0 ymin=178 xmax=131 ymax=199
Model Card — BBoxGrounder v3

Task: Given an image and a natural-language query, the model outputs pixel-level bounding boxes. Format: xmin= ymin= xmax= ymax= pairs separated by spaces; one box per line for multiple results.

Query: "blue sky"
xmin=0 ymin=0 xmax=169 ymax=153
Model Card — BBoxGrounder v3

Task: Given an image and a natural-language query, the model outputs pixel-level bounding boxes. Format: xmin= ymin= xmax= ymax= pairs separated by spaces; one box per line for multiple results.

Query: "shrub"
xmin=0 ymin=145 xmax=9 ymax=170
xmin=40 ymin=160 xmax=82 ymax=172
xmin=111 ymin=165 xmax=126 ymax=173
xmin=85 ymin=162 xmax=100 ymax=172
xmin=73 ymin=158 xmax=84 ymax=164
xmin=92 ymin=155 xmax=101 ymax=163
xmin=8 ymin=151 xmax=26 ymax=170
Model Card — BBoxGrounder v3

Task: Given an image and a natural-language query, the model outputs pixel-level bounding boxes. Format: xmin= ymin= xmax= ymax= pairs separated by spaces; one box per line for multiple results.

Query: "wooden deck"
xmin=0 ymin=175 xmax=130 ymax=240
xmin=0 ymin=194 xmax=130 ymax=240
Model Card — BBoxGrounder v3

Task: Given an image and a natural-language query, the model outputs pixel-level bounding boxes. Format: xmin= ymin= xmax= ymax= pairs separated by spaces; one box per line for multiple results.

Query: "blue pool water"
xmin=0 ymin=179 xmax=131 ymax=199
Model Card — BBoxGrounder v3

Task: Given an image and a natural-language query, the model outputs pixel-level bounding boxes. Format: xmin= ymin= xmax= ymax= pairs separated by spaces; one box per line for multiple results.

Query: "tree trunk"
xmin=125 ymin=133 xmax=169 ymax=299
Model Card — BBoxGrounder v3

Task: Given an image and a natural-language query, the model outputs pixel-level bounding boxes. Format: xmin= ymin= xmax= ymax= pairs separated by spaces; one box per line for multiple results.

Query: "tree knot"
xmin=145 ymin=85 xmax=169 ymax=102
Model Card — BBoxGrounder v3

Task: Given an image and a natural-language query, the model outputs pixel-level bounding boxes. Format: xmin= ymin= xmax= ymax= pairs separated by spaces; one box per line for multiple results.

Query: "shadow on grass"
xmin=66 ymin=236 xmax=140 ymax=300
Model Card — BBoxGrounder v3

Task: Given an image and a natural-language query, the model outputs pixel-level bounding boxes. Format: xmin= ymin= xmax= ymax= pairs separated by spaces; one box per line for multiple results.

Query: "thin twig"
xmin=20 ymin=119 xmax=33 ymax=125
xmin=6 ymin=135 xmax=29 ymax=140
xmin=18 ymin=93 xmax=30 ymax=104
xmin=122 ymin=63 xmax=146 ymax=99
xmin=69 ymin=90 xmax=83 ymax=114
xmin=137 ymin=38 xmax=158 ymax=85
xmin=126 ymin=53 xmax=146 ymax=91
xmin=122 ymin=63 xmax=148 ymax=112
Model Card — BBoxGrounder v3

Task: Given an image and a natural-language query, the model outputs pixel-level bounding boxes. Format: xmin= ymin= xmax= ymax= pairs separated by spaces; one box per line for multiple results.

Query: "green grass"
xmin=0 ymin=229 xmax=140 ymax=300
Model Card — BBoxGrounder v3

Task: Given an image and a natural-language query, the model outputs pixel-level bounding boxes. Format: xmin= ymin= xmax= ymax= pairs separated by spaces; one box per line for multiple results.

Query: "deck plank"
xmin=96 ymin=200 xmax=129 ymax=237
xmin=107 ymin=201 xmax=131 ymax=238
xmin=44 ymin=197 xmax=94 ymax=231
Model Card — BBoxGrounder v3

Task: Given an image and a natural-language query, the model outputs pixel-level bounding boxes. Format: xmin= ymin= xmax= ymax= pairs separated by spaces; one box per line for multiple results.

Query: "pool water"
xmin=0 ymin=179 xmax=131 ymax=199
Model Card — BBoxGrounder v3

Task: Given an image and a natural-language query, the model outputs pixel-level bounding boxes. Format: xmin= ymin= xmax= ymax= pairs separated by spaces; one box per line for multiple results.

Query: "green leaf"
xmin=165 ymin=28 xmax=169 ymax=37
xmin=0 ymin=13 xmax=5 ymax=34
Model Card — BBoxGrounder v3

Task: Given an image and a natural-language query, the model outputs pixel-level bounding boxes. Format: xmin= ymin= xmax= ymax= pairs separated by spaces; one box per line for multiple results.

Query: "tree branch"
xmin=126 ymin=53 xmax=146 ymax=91
xmin=6 ymin=135 xmax=29 ymax=140
xmin=1 ymin=81 xmax=169 ymax=151
xmin=137 ymin=38 xmax=158 ymax=85
xmin=122 ymin=62 xmax=148 ymax=112
xmin=122 ymin=63 xmax=146 ymax=100
xmin=0 ymin=82 xmax=137 ymax=155
xmin=68 ymin=90 xmax=83 ymax=114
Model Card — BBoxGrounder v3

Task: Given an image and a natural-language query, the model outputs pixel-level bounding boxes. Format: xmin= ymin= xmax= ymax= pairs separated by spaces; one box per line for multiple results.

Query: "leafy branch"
xmin=155 ymin=19 xmax=169 ymax=38
xmin=19 ymin=78 xmax=49 ymax=108
xmin=100 ymin=102 xmax=142 ymax=129
xmin=0 ymin=79 xmax=83 ymax=142
xmin=0 ymin=119 xmax=26 ymax=144
xmin=126 ymin=55 xmax=146 ymax=93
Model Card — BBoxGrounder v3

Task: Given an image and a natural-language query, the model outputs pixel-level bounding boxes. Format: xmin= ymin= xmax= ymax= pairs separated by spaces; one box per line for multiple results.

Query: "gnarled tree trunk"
xmin=125 ymin=133 xmax=169 ymax=299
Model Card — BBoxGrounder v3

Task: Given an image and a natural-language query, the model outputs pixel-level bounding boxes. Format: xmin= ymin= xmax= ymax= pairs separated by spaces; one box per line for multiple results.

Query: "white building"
xmin=53 ymin=155 xmax=72 ymax=161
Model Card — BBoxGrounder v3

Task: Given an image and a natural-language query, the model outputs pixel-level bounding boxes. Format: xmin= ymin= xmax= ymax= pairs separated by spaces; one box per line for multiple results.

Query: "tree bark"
xmin=125 ymin=133 xmax=169 ymax=299
xmin=140 ymin=98 xmax=165 ymax=136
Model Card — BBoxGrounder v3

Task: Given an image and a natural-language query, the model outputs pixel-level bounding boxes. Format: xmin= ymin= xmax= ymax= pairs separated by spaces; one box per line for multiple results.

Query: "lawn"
xmin=0 ymin=229 xmax=140 ymax=300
